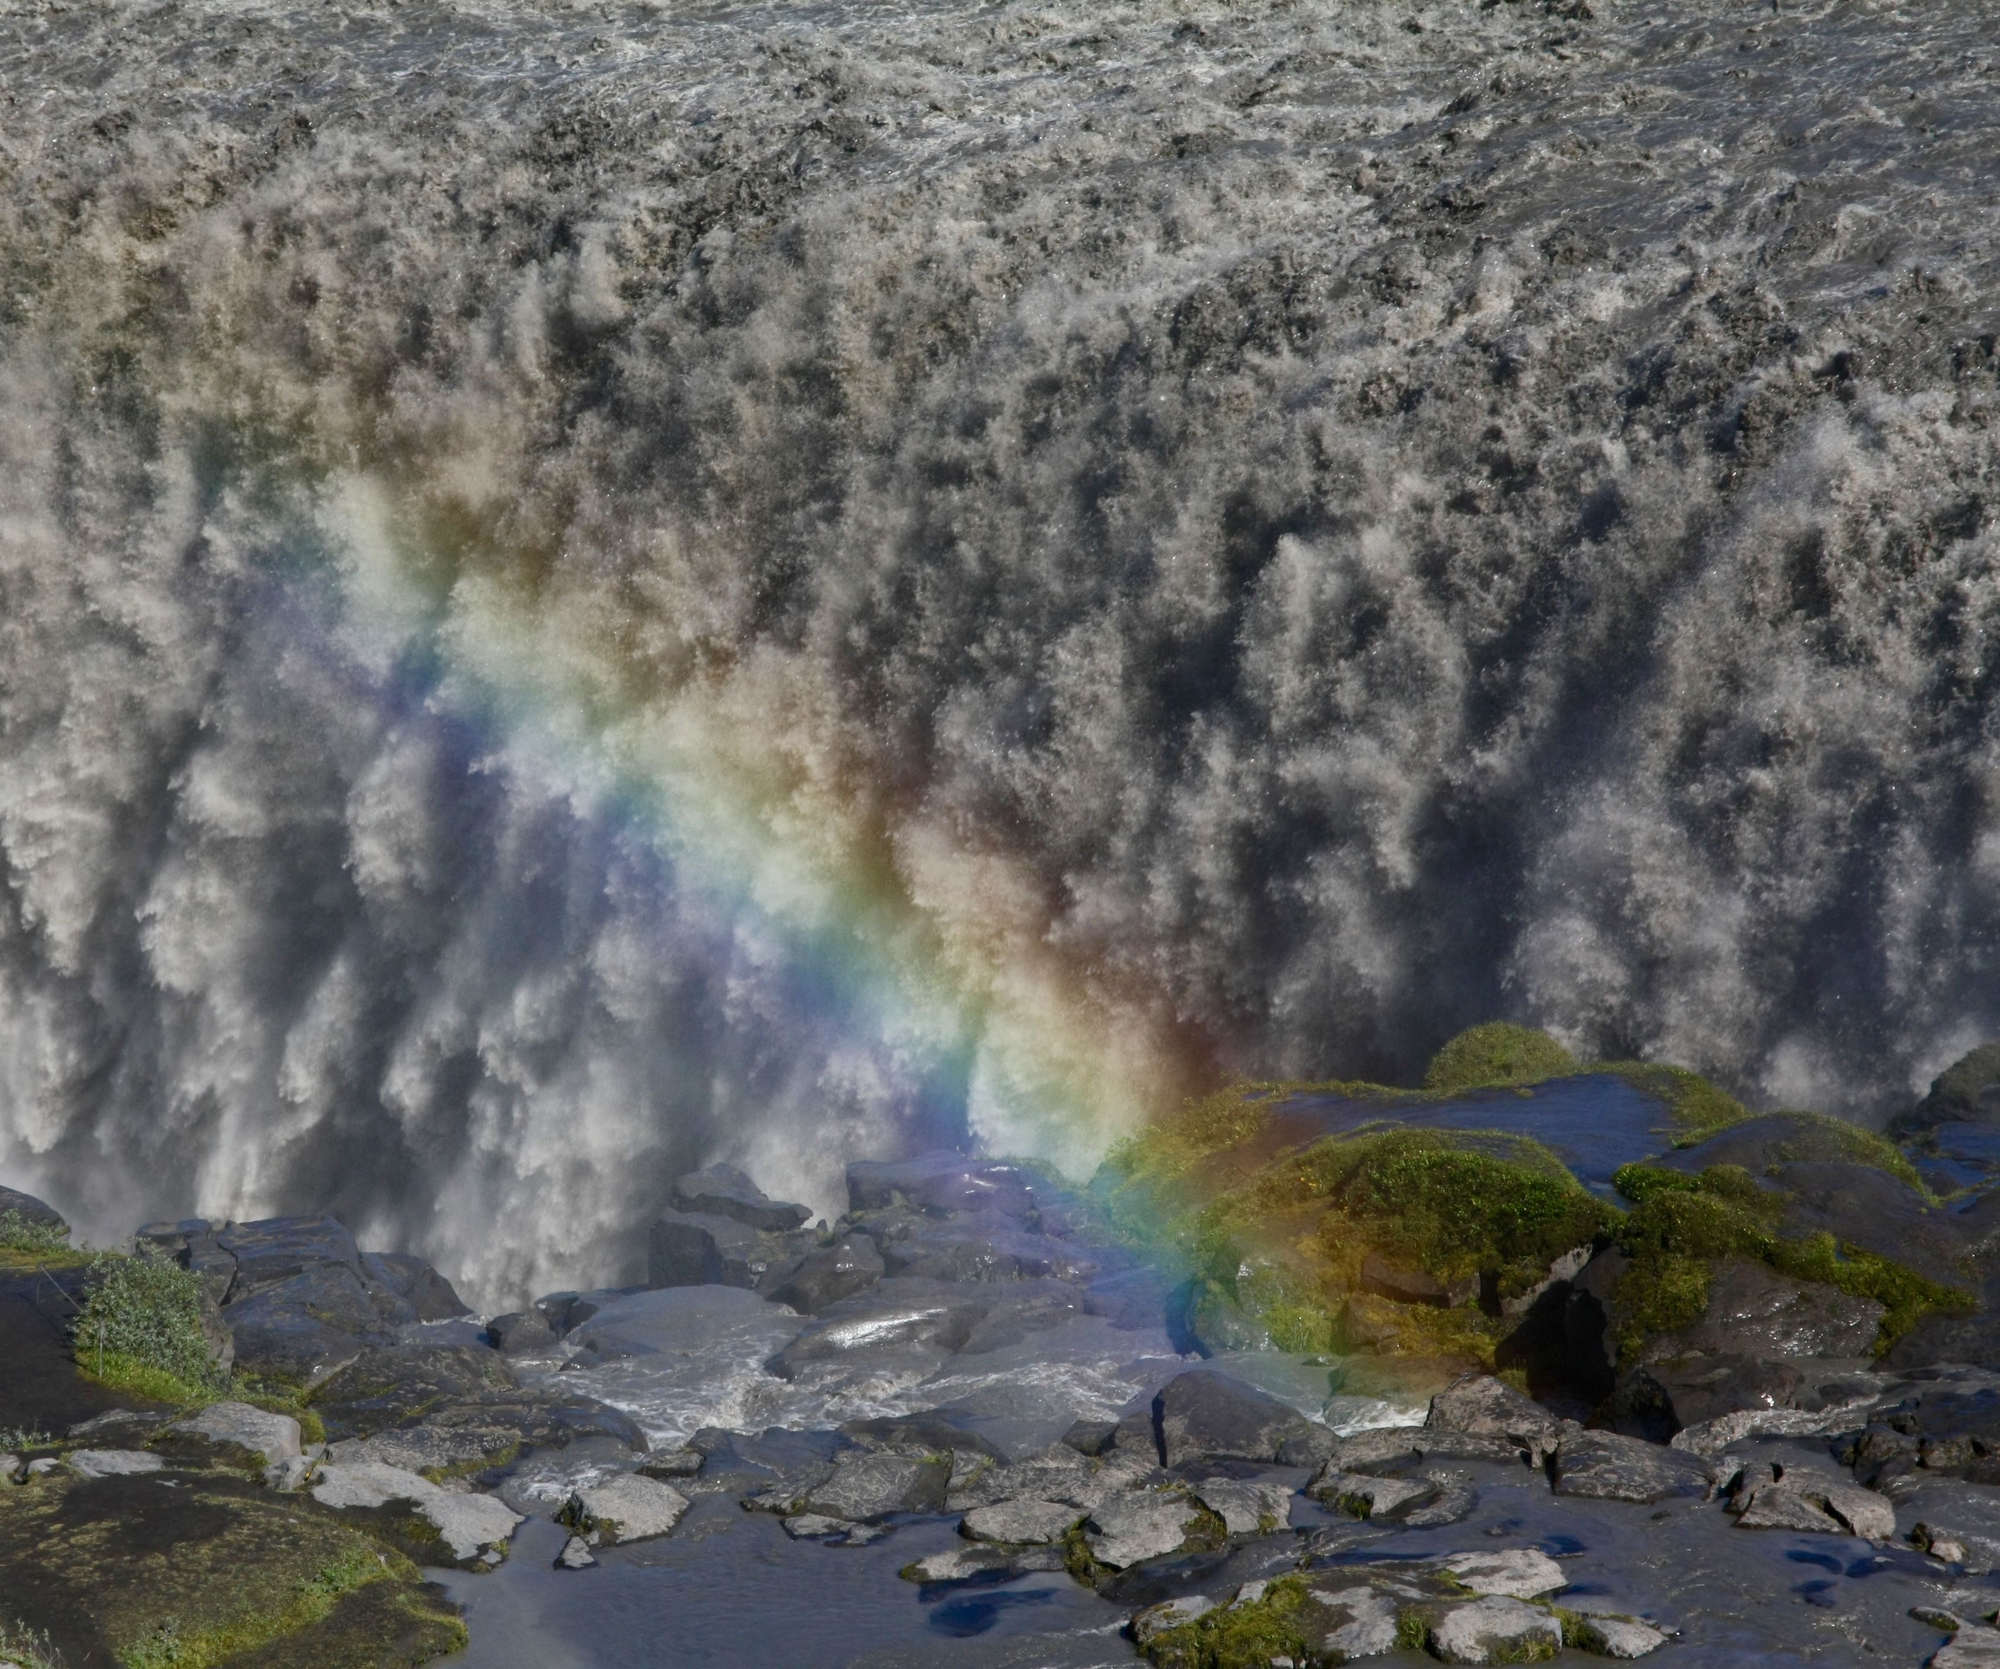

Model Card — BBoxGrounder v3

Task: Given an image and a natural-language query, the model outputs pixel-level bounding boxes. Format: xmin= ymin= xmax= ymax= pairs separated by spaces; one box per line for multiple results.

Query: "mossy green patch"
xmin=1423 ymin=1023 xmax=1577 ymax=1094
xmin=1609 ymin=1163 xmax=1969 ymax=1358
xmin=78 ymin=1352 xmax=216 ymax=1412
xmin=0 ymin=1467 xmax=463 ymax=1669
xmin=1594 ymin=1061 xmax=1748 ymax=1136
xmin=1139 ymin=1576 xmax=1314 ymax=1669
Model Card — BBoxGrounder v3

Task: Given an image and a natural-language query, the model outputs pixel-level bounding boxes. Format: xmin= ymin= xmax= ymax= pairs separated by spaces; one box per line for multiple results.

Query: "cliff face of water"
xmin=1 ymin=0 xmax=1997 ymax=1297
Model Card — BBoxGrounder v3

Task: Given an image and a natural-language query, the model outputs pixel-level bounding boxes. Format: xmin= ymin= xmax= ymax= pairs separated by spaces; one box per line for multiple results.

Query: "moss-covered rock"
xmin=1893 ymin=1040 xmax=2000 ymax=1138
xmin=1608 ymin=1162 xmax=1969 ymax=1360
xmin=1423 ymin=1024 xmax=1577 ymax=1095
xmin=0 ymin=1465 xmax=464 ymax=1668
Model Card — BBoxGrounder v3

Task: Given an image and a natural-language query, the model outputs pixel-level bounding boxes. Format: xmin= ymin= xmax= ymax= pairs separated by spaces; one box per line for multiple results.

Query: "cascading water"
xmin=2 ymin=0 xmax=1998 ymax=1304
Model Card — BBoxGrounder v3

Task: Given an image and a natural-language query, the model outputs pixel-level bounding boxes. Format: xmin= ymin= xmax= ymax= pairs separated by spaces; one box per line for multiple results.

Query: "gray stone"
xmin=358 ymin=1252 xmax=470 ymax=1322
xmin=638 ymin=1446 xmax=704 ymax=1479
xmin=325 ymin=1423 xmax=519 ymax=1473
xmin=218 ymin=1215 xmax=360 ymax=1291
xmin=1551 ymin=1429 xmax=1713 ymax=1503
xmin=1935 ymin=1635 xmax=2000 ymax=1669
xmin=840 ymin=1411 xmax=1007 ymax=1462
xmin=1310 ymin=1469 xmax=1440 ymax=1522
xmin=1303 ymin=1583 xmax=1401 ymax=1662
xmin=566 ymin=1473 xmax=691 ymax=1544
xmin=1084 ymin=1494 xmax=1200 ymax=1568
xmin=1129 ymin=1594 xmax=1218 ymax=1645
xmin=65 ymin=1448 xmax=164 ymax=1477
xmin=783 ymin=1512 xmax=859 ymax=1538
xmin=165 ymin=1400 xmax=303 ymax=1465
xmin=313 ymin=1460 xmax=524 ymax=1560
xmin=1440 ymin=1548 xmax=1566 ymax=1600
xmin=1425 ymin=1373 xmax=1561 ymax=1446
xmin=1734 ymin=1481 xmax=1843 ymax=1532
xmin=1572 ymin=1615 xmax=1672 ymax=1659
xmin=802 ymin=1451 xmax=950 ymax=1521
xmin=671 ymin=1163 xmax=812 ymax=1232
xmin=556 ymin=1535 xmax=596 ymax=1569
xmin=265 ymin=1455 xmax=314 ymax=1491
xmin=961 ymin=1497 xmax=1083 ymax=1544
xmin=221 ymin=1263 xmax=388 ymax=1383
xmin=1430 ymin=1595 xmax=1564 ymax=1665
xmin=901 ymin=1543 xmax=1065 ymax=1583
xmin=845 ymin=1153 xmax=1042 ymax=1221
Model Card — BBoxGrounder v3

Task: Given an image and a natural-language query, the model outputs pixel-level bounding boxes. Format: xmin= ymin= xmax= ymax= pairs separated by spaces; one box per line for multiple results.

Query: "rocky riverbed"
xmin=14 ymin=1036 xmax=2000 ymax=1665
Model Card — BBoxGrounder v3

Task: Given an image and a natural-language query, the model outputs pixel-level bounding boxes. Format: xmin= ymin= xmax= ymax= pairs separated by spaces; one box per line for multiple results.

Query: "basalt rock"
xmin=669 ymin=1163 xmax=813 ymax=1233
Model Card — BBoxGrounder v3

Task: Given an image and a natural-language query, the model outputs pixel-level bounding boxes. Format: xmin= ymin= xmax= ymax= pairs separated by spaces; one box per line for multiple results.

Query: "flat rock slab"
xmin=1302 ymin=1583 xmax=1402 ymax=1662
xmin=1430 ymin=1595 xmax=1564 ymax=1665
xmin=1441 ymin=1547 xmax=1566 ymax=1600
xmin=901 ymin=1543 xmax=1065 ymax=1584
xmin=1736 ymin=1482 xmax=1845 ymax=1533
xmin=1552 ymin=1430 xmax=1713 ymax=1504
xmin=961 ymin=1497 xmax=1084 ymax=1544
xmin=1573 ymin=1615 xmax=1672 ymax=1659
xmin=567 ymin=1473 xmax=690 ymax=1545
xmin=65 ymin=1449 xmax=164 ymax=1478
xmin=1427 ymin=1374 xmax=1562 ymax=1447
xmin=165 ymin=1400 xmax=302 ymax=1464
xmin=1936 ymin=1636 xmax=2000 ymax=1669
xmin=670 ymin=1163 xmax=811 ymax=1232
xmin=312 ymin=1460 xmax=523 ymax=1560
xmin=796 ymin=1451 xmax=950 ymax=1522
xmin=1085 ymin=1494 xmax=1201 ymax=1568
xmin=1188 ymin=1478 xmax=1293 ymax=1537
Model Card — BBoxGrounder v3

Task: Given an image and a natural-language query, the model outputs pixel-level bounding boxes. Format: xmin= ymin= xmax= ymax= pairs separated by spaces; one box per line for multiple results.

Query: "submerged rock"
xmin=564 ymin=1474 xmax=690 ymax=1546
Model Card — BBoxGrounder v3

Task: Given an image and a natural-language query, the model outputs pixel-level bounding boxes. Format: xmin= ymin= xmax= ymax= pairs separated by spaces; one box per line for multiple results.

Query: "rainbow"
xmin=307 ymin=469 xmax=1193 ymax=1186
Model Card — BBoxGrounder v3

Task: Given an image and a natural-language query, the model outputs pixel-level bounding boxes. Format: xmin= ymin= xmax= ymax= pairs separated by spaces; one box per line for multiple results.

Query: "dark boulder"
xmin=221 ymin=1263 xmax=391 ymax=1383
xmin=217 ymin=1215 xmax=361 ymax=1293
xmin=1152 ymin=1369 xmax=1328 ymax=1468
xmin=1884 ymin=1313 xmax=2000 ymax=1371
xmin=1770 ymin=1163 xmax=1970 ymax=1292
xmin=359 ymin=1252 xmax=469 ymax=1322
xmin=1549 ymin=1428 xmax=1713 ymax=1503
xmin=646 ymin=1209 xmax=763 ymax=1288
xmin=1082 ymin=1266 xmax=1174 ymax=1332
xmin=306 ymin=1341 xmax=520 ymax=1439
xmin=488 ymin=1310 xmax=559 ymax=1353
xmin=670 ymin=1163 xmax=813 ymax=1232
xmin=1 ymin=1186 xmax=69 ymax=1236
xmin=1425 ymin=1373 xmax=1561 ymax=1446
xmin=1656 ymin=1256 xmax=1886 ymax=1361
xmin=769 ymin=1278 xmax=993 ymax=1381
xmin=1896 ymin=1041 xmax=2000 ymax=1136
xmin=768 ymin=1233 xmax=884 ymax=1313
xmin=1560 ymin=1246 xmax=1627 ymax=1402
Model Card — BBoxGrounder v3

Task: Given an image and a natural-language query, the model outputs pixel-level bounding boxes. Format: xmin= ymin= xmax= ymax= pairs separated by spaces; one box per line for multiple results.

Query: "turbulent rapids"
xmin=3 ymin=0 xmax=2000 ymax=1297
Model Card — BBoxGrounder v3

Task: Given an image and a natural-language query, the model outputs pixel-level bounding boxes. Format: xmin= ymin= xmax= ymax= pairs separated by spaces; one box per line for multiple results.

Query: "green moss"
xmin=0 ymin=1468 xmax=462 ymax=1669
xmin=1596 ymin=1062 xmax=1748 ymax=1135
xmin=72 ymin=1254 xmax=225 ymax=1400
xmin=1755 ymin=1111 xmax=1927 ymax=1193
xmin=1424 ymin=1024 xmax=1577 ymax=1095
xmin=1609 ymin=1164 xmax=1969 ymax=1359
xmin=78 ymin=1352 xmax=216 ymax=1411
xmin=1394 ymin=1610 xmax=1433 ymax=1652
xmin=1138 ymin=1577 xmax=1315 ymax=1669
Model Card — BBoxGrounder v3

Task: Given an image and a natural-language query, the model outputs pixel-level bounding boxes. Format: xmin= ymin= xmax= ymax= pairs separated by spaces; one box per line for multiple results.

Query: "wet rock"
xmin=961 ymin=1497 xmax=1083 ymax=1543
xmin=947 ymin=1440 xmax=1106 ymax=1510
xmin=324 ymin=1422 xmax=520 ymax=1474
xmin=1361 ymin=1251 xmax=1478 ymax=1309
xmin=65 ymin=1449 xmax=164 ymax=1478
xmin=901 ymin=1543 xmax=1065 ymax=1583
xmin=802 ymin=1451 xmax=950 ymax=1521
xmin=1326 ymin=1426 xmax=1530 ymax=1472
xmin=218 ymin=1215 xmax=361 ymax=1291
xmin=1440 ymin=1547 xmax=1566 ymax=1599
xmin=1309 ymin=1468 xmax=1442 ymax=1521
xmin=564 ymin=1473 xmax=691 ymax=1545
xmin=839 ymin=1410 xmax=1007 ymax=1462
xmin=161 ymin=1400 xmax=302 ymax=1466
xmin=1129 ymin=1592 xmax=1218 ymax=1645
xmin=1186 ymin=1477 xmax=1293 ymax=1536
xmin=1063 ymin=1418 xmax=1121 ymax=1457
xmin=1733 ymin=1478 xmax=1845 ymax=1532
xmin=767 ymin=1233 xmax=885 ymax=1313
xmin=1550 ymin=1429 xmax=1713 ymax=1503
xmin=670 ymin=1163 xmax=812 ymax=1233
xmin=1081 ymin=1266 xmax=1176 ymax=1332
xmin=1430 ymin=1595 xmax=1564 ymax=1664
xmin=1661 ymin=1257 xmax=1887 ymax=1362
xmin=1562 ymin=1247 xmax=1629 ymax=1403
xmin=487 ymin=1310 xmax=558 ymax=1353
xmin=1153 ymin=1369 xmax=1328 ymax=1468
xmin=768 ymin=1278 xmax=992 ymax=1381
xmin=1900 ymin=1042 xmax=2000 ymax=1135
xmin=556 ymin=1535 xmax=596 ymax=1569
xmin=1935 ymin=1633 xmax=2000 ymax=1669
xmin=845 ymin=1153 xmax=1042 ymax=1222
xmin=1084 ymin=1494 xmax=1202 ymax=1568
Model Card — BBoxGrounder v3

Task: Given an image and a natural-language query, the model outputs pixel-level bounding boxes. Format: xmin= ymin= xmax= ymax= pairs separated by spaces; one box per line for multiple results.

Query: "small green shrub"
xmin=0 ymin=1617 xmax=65 ymax=1669
xmin=1424 ymin=1024 xmax=1577 ymax=1095
xmin=0 ymin=1209 xmax=70 ymax=1256
xmin=72 ymin=1252 xmax=225 ymax=1403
